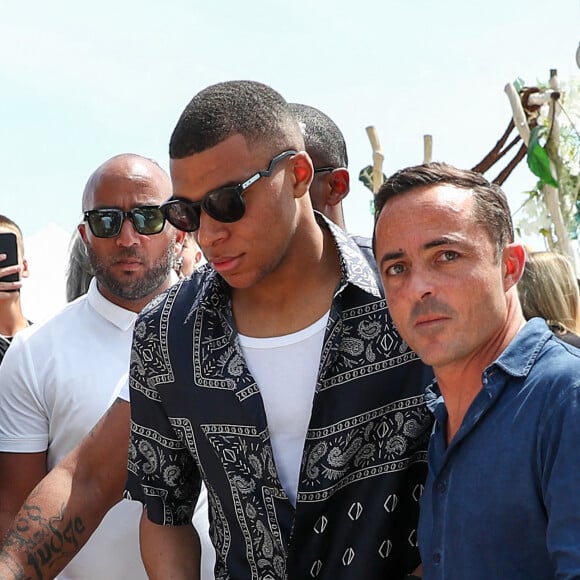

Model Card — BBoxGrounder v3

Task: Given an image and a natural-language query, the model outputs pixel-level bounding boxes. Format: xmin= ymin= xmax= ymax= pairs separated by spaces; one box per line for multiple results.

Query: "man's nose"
xmin=115 ymin=216 xmax=141 ymax=246
xmin=196 ymin=211 xmax=228 ymax=249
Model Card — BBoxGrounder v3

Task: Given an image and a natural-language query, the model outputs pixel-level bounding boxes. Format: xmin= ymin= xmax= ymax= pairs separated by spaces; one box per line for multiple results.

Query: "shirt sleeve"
xmin=111 ymin=372 xmax=129 ymax=404
xmin=542 ymin=381 xmax=580 ymax=575
xmin=124 ymin=308 xmax=201 ymax=526
xmin=0 ymin=332 xmax=49 ymax=452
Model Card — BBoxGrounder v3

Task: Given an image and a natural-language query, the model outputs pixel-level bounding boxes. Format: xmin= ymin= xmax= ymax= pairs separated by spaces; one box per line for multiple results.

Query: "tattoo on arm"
xmin=0 ymin=499 xmax=86 ymax=580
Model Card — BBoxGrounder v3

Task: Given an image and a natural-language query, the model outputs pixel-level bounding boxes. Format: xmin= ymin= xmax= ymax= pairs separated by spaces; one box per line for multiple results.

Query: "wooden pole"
xmin=423 ymin=135 xmax=433 ymax=163
xmin=365 ymin=126 xmax=384 ymax=194
xmin=542 ymin=69 xmax=575 ymax=271
xmin=504 ymin=83 xmax=530 ymax=145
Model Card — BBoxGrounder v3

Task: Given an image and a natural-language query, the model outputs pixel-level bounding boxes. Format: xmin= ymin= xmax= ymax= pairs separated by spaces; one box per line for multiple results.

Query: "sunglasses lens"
xmin=205 ymin=188 xmax=245 ymax=223
xmin=163 ymin=201 xmax=201 ymax=232
xmin=87 ymin=210 xmax=123 ymax=238
xmin=131 ymin=207 xmax=166 ymax=235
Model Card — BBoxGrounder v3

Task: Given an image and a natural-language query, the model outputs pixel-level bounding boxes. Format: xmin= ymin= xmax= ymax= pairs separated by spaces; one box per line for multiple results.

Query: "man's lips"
xmin=114 ymin=259 xmax=143 ymax=270
xmin=209 ymin=255 xmax=241 ymax=273
xmin=413 ymin=315 xmax=449 ymax=328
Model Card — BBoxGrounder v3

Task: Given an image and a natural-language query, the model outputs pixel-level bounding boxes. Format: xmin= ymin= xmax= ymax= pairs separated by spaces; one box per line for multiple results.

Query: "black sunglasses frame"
xmin=83 ymin=206 xmax=166 ymax=238
xmin=161 ymin=149 xmax=298 ymax=232
xmin=313 ymin=166 xmax=336 ymax=174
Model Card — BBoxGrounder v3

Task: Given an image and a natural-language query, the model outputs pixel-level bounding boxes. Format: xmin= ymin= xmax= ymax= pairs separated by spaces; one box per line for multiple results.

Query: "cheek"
xmin=88 ymin=239 xmax=112 ymax=256
xmin=384 ymin=286 xmax=409 ymax=326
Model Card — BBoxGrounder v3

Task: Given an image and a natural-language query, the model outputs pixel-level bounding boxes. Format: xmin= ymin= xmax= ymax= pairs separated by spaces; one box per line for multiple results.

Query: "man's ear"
xmin=21 ymin=258 xmax=30 ymax=279
xmin=291 ymin=151 xmax=314 ymax=199
xmin=503 ymin=243 xmax=526 ymax=291
xmin=174 ymin=229 xmax=186 ymax=257
xmin=78 ymin=223 xmax=88 ymax=244
xmin=327 ymin=168 xmax=350 ymax=207
xmin=193 ymin=249 xmax=203 ymax=267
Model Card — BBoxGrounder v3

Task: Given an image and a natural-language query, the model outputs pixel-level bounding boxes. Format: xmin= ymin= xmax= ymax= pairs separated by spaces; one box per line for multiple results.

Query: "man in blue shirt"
xmin=373 ymin=162 xmax=580 ymax=579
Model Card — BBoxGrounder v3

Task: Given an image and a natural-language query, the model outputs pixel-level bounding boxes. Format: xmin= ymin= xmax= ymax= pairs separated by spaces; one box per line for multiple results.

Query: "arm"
xmin=139 ymin=509 xmax=201 ymax=580
xmin=0 ymin=398 xmax=130 ymax=579
xmin=0 ymin=452 xmax=47 ymax=541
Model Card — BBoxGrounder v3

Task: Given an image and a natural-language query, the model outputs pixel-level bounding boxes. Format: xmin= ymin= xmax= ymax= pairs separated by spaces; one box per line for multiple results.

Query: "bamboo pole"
xmin=423 ymin=135 xmax=433 ymax=163
xmin=365 ymin=126 xmax=384 ymax=194
xmin=504 ymin=83 xmax=530 ymax=145
xmin=542 ymin=70 xmax=575 ymax=269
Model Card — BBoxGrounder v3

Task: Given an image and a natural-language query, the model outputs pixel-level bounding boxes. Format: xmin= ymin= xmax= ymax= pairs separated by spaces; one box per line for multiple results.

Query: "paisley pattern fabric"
xmin=125 ymin=215 xmax=433 ymax=580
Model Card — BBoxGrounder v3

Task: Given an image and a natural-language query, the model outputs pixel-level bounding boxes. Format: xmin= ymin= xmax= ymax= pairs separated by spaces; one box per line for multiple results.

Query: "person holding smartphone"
xmin=0 ymin=215 xmax=30 ymax=365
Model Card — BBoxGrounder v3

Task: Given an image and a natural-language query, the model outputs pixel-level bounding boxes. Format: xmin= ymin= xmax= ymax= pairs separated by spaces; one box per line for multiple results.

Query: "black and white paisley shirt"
xmin=125 ymin=216 xmax=433 ymax=580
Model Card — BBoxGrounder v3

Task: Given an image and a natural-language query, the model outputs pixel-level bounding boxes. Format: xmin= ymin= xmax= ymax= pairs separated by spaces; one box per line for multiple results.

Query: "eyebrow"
xmin=379 ymin=235 xmax=463 ymax=267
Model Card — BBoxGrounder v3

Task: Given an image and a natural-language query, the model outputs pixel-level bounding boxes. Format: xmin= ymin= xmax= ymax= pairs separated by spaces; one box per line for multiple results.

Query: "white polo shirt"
xmin=0 ymin=278 xmax=212 ymax=579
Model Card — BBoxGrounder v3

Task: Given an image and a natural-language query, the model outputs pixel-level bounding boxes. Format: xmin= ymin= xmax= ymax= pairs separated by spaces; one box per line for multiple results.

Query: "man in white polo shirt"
xmin=0 ymin=154 xmax=212 ymax=579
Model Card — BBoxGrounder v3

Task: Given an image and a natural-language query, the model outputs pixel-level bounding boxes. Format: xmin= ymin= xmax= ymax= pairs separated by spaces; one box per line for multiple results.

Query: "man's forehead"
xmin=84 ymin=166 xmax=169 ymax=209
xmin=382 ymin=184 xmax=474 ymax=223
xmin=169 ymin=134 xmax=267 ymax=192
xmin=376 ymin=186 xmax=480 ymax=246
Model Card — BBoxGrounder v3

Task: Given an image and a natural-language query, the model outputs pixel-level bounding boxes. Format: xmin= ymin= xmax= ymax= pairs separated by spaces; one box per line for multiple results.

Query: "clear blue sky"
xmin=1 ymin=0 xmax=579 ymax=241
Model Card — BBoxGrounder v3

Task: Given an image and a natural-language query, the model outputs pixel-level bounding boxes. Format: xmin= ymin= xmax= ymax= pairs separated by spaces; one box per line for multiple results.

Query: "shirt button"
xmin=437 ymin=481 xmax=447 ymax=493
xmin=432 ymin=552 xmax=441 ymax=564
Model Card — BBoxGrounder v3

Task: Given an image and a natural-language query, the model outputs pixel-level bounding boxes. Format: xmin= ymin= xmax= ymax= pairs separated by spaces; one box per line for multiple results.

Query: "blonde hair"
xmin=518 ymin=251 xmax=580 ymax=335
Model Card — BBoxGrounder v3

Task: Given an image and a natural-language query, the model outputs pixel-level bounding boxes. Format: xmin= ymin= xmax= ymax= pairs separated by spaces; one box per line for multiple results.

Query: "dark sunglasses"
xmin=160 ymin=149 xmax=297 ymax=232
xmin=313 ymin=166 xmax=335 ymax=174
xmin=83 ymin=206 xmax=166 ymax=238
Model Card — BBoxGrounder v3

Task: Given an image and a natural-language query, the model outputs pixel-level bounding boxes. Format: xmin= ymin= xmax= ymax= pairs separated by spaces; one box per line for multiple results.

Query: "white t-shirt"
xmin=238 ymin=311 xmax=329 ymax=505
xmin=0 ymin=278 xmax=212 ymax=579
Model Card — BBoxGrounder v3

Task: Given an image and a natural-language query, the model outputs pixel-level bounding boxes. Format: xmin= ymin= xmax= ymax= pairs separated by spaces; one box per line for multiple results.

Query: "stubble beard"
xmin=87 ymin=241 xmax=175 ymax=302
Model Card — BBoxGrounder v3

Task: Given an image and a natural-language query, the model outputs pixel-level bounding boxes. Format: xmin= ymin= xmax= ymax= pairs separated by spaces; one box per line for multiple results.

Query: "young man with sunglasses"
xmin=0 ymin=154 xmax=213 ymax=579
xmin=122 ymin=80 xmax=432 ymax=580
xmin=0 ymin=83 xmax=431 ymax=580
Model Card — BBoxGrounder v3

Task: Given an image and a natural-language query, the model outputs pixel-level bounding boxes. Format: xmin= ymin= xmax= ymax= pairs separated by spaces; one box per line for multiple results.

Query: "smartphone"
xmin=0 ymin=232 xmax=19 ymax=284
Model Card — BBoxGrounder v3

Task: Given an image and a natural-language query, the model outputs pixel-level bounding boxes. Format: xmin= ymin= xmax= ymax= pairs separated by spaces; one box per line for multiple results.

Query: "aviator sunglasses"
xmin=83 ymin=206 xmax=166 ymax=238
xmin=160 ymin=149 xmax=297 ymax=232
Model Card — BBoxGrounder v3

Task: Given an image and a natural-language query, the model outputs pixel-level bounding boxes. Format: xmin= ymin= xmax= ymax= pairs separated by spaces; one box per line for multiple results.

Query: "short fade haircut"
xmin=289 ymin=103 xmax=348 ymax=168
xmin=373 ymin=162 xmax=514 ymax=261
xmin=169 ymin=80 xmax=303 ymax=159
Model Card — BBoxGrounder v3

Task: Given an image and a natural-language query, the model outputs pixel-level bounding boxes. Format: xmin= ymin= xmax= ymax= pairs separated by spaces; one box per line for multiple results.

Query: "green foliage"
xmin=513 ymin=77 xmax=525 ymax=93
xmin=358 ymin=165 xmax=374 ymax=191
xmin=526 ymin=126 xmax=559 ymax=188
xmin=358 ymin=165 xmax=387 ymax=193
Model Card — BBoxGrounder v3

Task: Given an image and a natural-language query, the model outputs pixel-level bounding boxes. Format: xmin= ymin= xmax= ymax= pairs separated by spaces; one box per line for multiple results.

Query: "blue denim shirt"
xmin=419 ymin=318 xmax=580 ymax=579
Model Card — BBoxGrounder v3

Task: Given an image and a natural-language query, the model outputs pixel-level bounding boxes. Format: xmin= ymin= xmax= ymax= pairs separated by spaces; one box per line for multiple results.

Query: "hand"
xmin=0 ymin=254 xmax=22 ymax=297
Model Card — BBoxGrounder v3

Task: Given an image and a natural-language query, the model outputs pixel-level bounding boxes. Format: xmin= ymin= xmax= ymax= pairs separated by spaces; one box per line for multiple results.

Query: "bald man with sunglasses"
xmin=0 ymin=154 xmax=212 ymax=579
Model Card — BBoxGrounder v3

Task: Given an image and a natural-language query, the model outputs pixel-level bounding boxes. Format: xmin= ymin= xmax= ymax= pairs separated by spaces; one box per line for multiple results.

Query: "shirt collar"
xmin=86 ymin=277 xmax=138 ymax=331
xmin=314 ymin=211 xmax=381 ymax=297
xmin=424 ymin=317 xmax=554 ymax=411
xmin=490 ymin=317 xmax=553 ymax=378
